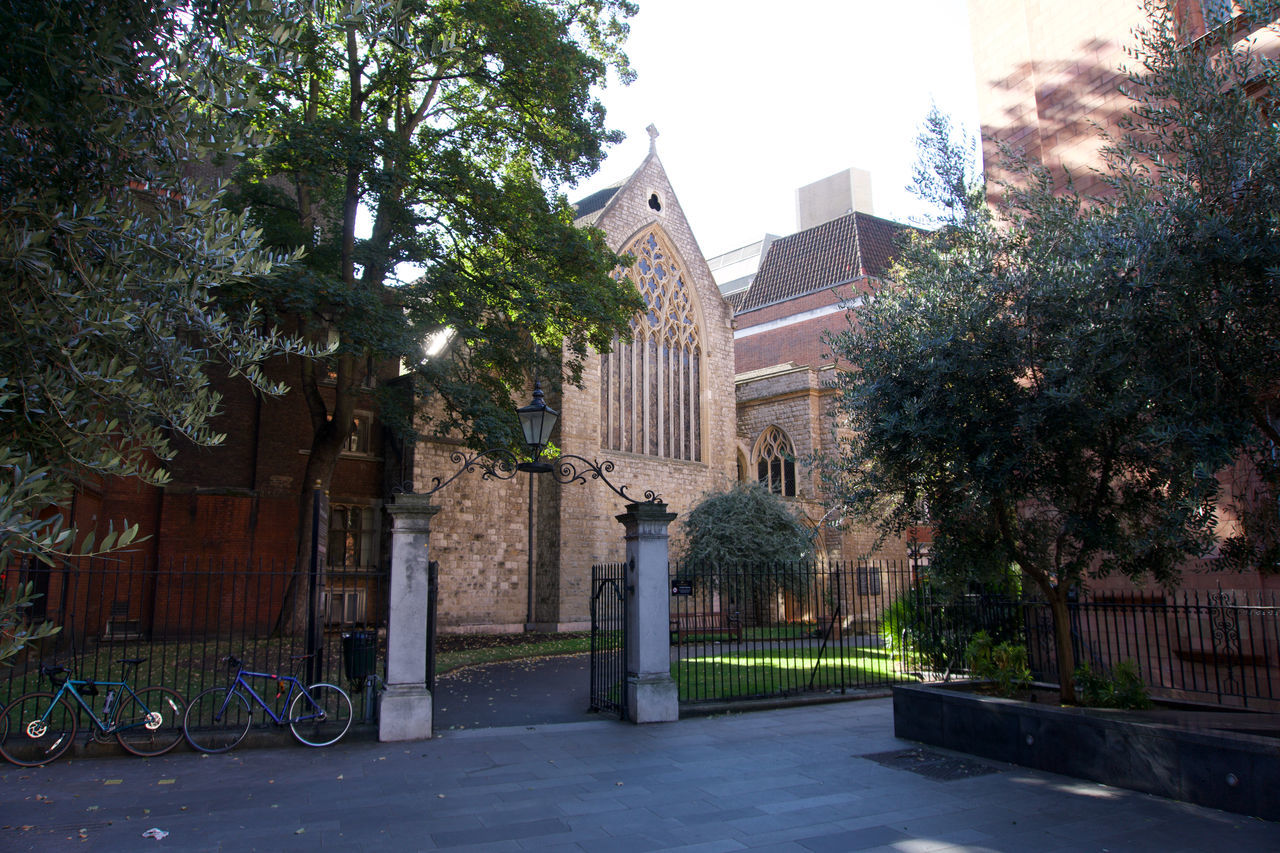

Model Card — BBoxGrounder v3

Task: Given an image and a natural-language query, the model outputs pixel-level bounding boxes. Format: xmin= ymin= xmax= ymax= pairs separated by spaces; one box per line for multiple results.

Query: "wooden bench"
xmin=670 ymin=611 xmax=743 ymax=644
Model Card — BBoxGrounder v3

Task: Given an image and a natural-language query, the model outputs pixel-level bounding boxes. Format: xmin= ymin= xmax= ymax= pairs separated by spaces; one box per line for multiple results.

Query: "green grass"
xmin=673 ymin=647 xmax=909 ymax=701
xmin=434 ymin=632 xmax=591 ymax=674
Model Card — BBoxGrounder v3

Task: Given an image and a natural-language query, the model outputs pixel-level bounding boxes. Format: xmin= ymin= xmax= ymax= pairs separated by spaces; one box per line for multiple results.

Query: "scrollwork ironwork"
xmin=549 ymin=455 xmax=662 ymax=505
xmin=406 ymin=449 xmax=661 ymax=504
xmin=418 ymin=448 xmax=521 ymax=496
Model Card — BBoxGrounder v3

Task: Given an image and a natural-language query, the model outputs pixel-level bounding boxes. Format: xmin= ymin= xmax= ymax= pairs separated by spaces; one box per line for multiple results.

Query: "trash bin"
xmin=341 ymin=630 xmax=377 ymax=689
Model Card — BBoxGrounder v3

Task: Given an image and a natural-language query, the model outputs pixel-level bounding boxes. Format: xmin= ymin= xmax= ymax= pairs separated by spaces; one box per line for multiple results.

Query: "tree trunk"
xmin=274 ymin=389 xmax=352 ymax=636
xmin=1047 ymin=588 xmax=1077 ymax=704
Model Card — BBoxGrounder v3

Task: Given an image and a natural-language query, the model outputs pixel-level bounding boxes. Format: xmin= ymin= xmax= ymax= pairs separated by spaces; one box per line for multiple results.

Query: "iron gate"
xmin=589 ymin=561 xmax=628 ymax=719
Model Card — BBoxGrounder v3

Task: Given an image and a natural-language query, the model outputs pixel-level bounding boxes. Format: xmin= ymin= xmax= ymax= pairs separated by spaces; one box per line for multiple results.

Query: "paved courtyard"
xmin=1 ymin=698 xmax=1276 ymax=852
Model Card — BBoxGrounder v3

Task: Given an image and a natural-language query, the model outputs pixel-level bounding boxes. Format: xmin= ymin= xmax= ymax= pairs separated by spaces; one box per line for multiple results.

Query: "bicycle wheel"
xmin=289 ymin=683 xmax=352 ymax=747
xmin=114 ymin=686 xmax=187 ymax=757
xmin=183 ymin=687 xmax=251 ymax=753
xmin=0 ymin=692 xmax=78 ymax=766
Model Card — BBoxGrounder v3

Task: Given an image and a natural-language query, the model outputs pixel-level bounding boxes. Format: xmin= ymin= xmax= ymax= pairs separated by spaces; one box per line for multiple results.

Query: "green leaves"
xmin=1 ymin=581 xmax=61 ymax=666
xmin=0 ymin=0 xmax=311 ymax=567
xmin=216 ymin=0 xmax=640 ymax=456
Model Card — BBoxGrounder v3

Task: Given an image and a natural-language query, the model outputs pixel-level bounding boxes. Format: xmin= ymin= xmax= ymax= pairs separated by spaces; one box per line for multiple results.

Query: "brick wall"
xmin=968 ymin=0 xmax=1143 ymax=201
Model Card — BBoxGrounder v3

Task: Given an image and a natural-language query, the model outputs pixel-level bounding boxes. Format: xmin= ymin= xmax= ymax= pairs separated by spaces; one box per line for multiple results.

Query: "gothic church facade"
xmin=416 ymin=144 xmax=738 ymax=632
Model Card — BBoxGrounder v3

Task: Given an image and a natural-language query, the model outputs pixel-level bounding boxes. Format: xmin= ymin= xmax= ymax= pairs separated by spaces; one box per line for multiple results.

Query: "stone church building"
xmin=55 ymin=132 xmax=918 ymax=637
xmin=415 ymin=137 xmax=739 ymax=632
xmin=417 ymin=135 xmax=919 ymax=633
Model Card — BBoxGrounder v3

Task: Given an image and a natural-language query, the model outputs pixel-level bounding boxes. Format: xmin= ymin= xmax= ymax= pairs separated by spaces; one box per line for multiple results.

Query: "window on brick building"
xmin=754 ymin=426 xmax=797 ymax=497
xmin=322 ymin=587 xmax=367 ymax=625
xmin=856 ymin=562 xmax=882 ymax=596
xmin=328 ymin=503 xmax=379 ymax=572
xmin=344 ymin=413 xmax=373 ymax=454
xmin=600 ymin=229 xmax=702 ymax=462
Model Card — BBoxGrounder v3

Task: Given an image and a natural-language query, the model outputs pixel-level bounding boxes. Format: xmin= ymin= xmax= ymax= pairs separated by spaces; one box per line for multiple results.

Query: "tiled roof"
xmin=735 ymin=211 xmax=916 ymax=313
xmin=572 ymin=182 xmax=623 ymax=225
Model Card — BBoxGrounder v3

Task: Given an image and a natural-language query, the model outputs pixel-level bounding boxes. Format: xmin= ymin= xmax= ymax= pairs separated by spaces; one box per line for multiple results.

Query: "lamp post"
xmin=414 ymin=380 xmax=660 ymax=634
xmin=516 ymin=382 xmax=558 ymax=630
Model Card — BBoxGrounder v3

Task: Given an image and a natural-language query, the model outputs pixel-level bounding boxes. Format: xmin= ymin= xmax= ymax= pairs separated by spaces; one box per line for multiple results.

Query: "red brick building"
xmin=967 ymin=0 xmax=1280 ymax=600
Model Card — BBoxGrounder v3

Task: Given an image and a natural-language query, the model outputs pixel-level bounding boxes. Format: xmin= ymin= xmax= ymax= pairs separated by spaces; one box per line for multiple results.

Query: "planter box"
xmin=893 ymin=681 xmax=1280 ymax=821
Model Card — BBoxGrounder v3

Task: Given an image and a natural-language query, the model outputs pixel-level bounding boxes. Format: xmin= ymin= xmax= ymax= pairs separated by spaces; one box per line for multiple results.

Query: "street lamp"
xmin=516 ymin=382 xmax=558 ymax=631
xmin=415 ymin=379 xmax=659 ymax=632
xmin=516 ymin=381 xmax=558 ymax=474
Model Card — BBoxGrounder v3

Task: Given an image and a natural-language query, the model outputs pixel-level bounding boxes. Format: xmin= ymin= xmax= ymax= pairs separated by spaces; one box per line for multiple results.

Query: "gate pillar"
xmin=380 ymin=494 xmax=439 ymax=741
xmin=616 ymin=501 xmax=679 ymax=723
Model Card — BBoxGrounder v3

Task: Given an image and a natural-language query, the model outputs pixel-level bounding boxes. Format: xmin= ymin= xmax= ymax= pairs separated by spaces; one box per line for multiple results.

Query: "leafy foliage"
xmin=678 ymin=483 xmax=816 ymax=615
xmin=0 ymin=581 xmax=60 ymax=666
xmin=679 ymin=483 xmax=814 ymax=571
xmin=820 ymin=0 xmax=1280 ymax=701
xmin=881 ymin=588 xmax=1022 ymax=677
xmin=0 ymin=0 xmax=307 ymax=567
xmin=965 ymin=631 xmax=1032 ymax=698
xmin=1075 ymin=660 xmax=1152 ymax=710
xmin=1097 ymin=0 xmax=1280 ymax=570
xmin=211 ymin=0 xmax=643 ymax=459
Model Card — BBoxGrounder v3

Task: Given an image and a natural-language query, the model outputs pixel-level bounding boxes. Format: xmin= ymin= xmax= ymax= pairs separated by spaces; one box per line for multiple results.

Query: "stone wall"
xmin=417 ymin=151 xmax=738 ymax=632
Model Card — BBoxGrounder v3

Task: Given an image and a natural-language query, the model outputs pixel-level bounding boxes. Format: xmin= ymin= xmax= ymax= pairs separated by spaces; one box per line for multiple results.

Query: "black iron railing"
xmin=669 ymin=558 xmax=1280 ymax=709
xmin=669 ymin=560 xmax=931 ymax=704
xmin=2 ymin=555 xmax=389 ymax=712
xmin=1026 ymin=587 xmax=1279 ymax=707
xmin=589 ymin=561 xmax=628 ymax=719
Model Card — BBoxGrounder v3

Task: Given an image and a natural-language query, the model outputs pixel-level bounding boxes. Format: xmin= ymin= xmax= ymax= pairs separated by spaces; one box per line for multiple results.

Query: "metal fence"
xmin=1028 ymin=587 xmax=1280 ymax=708
xmin=669 ymin=559 xmax=927 ymax=704
xmin=2 ymin=556 xmax=390 ymax=716
xmin=669 ymin=559 xmax=1280 ymax=710
xmin=589 ymin=562 xmax=628 ymax=719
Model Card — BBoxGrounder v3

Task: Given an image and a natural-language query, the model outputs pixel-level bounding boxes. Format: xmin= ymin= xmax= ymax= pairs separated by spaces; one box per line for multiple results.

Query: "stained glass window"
xmin=601 ymin=230 xmax=702 ymax=461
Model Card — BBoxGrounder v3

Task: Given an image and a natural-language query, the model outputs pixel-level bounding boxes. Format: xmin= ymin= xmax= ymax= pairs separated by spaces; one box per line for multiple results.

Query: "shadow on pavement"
xmin=433 ymin=653 xmax=613 ymax=731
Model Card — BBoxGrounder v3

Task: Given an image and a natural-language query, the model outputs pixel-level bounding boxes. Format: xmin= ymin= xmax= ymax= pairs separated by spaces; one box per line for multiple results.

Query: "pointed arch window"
xmin=755 ymin=426 xmax=797 ymax=497
xmin=600 ymin=230 xmax=702 ymax=461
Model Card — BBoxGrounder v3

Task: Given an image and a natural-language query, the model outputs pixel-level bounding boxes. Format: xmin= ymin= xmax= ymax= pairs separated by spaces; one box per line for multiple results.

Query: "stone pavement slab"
xmin=1 ymin=698 xmax=1276 ymax=852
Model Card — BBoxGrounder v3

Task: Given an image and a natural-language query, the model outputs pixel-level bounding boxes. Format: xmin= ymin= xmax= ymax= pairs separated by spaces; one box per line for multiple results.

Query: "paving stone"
xmin=2 ymin=697 xmax=1279 ymax=853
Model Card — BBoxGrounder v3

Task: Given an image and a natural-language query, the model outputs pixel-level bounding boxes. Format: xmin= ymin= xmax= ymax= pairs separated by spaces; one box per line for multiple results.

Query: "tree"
xmin=821 ymin=103 xmax=1236 ymax=703
xmin=824 ymin=1 xmax=1280 ymax=703
xmin=0 ymin=1 xmax=306 ymax=572
xmin=678 ymin=483 xmax=815 ymax=618
xmin=1098 ymin=0 xmax=1280 ymax=569
xmin=207 ymin=1 xmax=645 ymax=628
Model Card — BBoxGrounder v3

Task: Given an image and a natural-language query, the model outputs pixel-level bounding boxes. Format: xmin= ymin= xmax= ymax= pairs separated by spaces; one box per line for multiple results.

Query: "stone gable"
xmin=419 ymin=151 xmax=738 ymax=631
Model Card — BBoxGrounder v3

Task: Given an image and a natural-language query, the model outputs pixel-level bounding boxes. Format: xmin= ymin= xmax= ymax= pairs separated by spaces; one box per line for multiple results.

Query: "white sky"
xmin=567 ymin=0 xmax=982 ymax=259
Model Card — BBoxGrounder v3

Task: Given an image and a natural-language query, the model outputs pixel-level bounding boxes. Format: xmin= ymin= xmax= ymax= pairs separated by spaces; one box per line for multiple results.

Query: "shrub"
xmin=965 ymin=630 xmax=1032 ymax=697
xmin=1075 ymin=660 xmax=1153 ymax=709
xmin=881 ymin=588 xmax=1022 ymax=677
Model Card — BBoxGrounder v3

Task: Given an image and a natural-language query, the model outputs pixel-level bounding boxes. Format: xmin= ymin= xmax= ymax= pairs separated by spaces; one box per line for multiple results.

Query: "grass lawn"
xmin=434 ymin=632 xmax=591 ymax=674
xmin=674 ymin=646 xmax=909 ymax=701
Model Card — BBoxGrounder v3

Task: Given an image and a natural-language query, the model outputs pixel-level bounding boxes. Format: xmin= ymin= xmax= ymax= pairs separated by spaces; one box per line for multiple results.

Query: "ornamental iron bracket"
xmin=398 ymin=449 xmax=662 ymax=505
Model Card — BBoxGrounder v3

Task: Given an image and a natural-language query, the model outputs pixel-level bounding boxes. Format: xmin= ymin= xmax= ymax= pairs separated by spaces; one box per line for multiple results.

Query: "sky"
xmin=566 ymin=0 xmax=983 ymax=259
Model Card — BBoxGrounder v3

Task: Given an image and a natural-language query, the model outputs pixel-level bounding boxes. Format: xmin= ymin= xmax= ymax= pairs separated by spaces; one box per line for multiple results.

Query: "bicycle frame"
xmin=219 ymin=670 xmax=321 ymax=725
xmin=41 ymin=679 xmax=146 ymax=735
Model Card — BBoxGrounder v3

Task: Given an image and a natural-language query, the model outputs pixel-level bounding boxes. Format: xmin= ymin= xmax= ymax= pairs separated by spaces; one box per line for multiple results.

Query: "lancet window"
xmin=600 ymin=230 xmax=702 ymax=462
xmin=755 ymin=426 xmax=797 ymax=497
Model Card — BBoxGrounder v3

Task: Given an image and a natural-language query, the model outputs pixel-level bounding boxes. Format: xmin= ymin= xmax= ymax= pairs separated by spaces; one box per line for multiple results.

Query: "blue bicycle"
xmin=0 ymin=659 xmax=187 ymax=766
xmin=181 ymin=655 xmax=352 ymax=752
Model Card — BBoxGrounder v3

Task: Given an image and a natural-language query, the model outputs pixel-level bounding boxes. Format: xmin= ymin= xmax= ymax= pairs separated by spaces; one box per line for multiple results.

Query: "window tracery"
xmin=600 ymin=230 xmax=702 ymax=461
xmin=755 ymin=426 xmax=797 ymax=497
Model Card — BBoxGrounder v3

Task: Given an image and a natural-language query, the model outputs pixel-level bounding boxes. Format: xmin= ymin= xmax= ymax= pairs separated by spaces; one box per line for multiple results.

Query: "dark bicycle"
xmin=182 ymin=655 xmax=352 ymax=753
xmin=0 ymin=659 xmax=186 ymax=766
